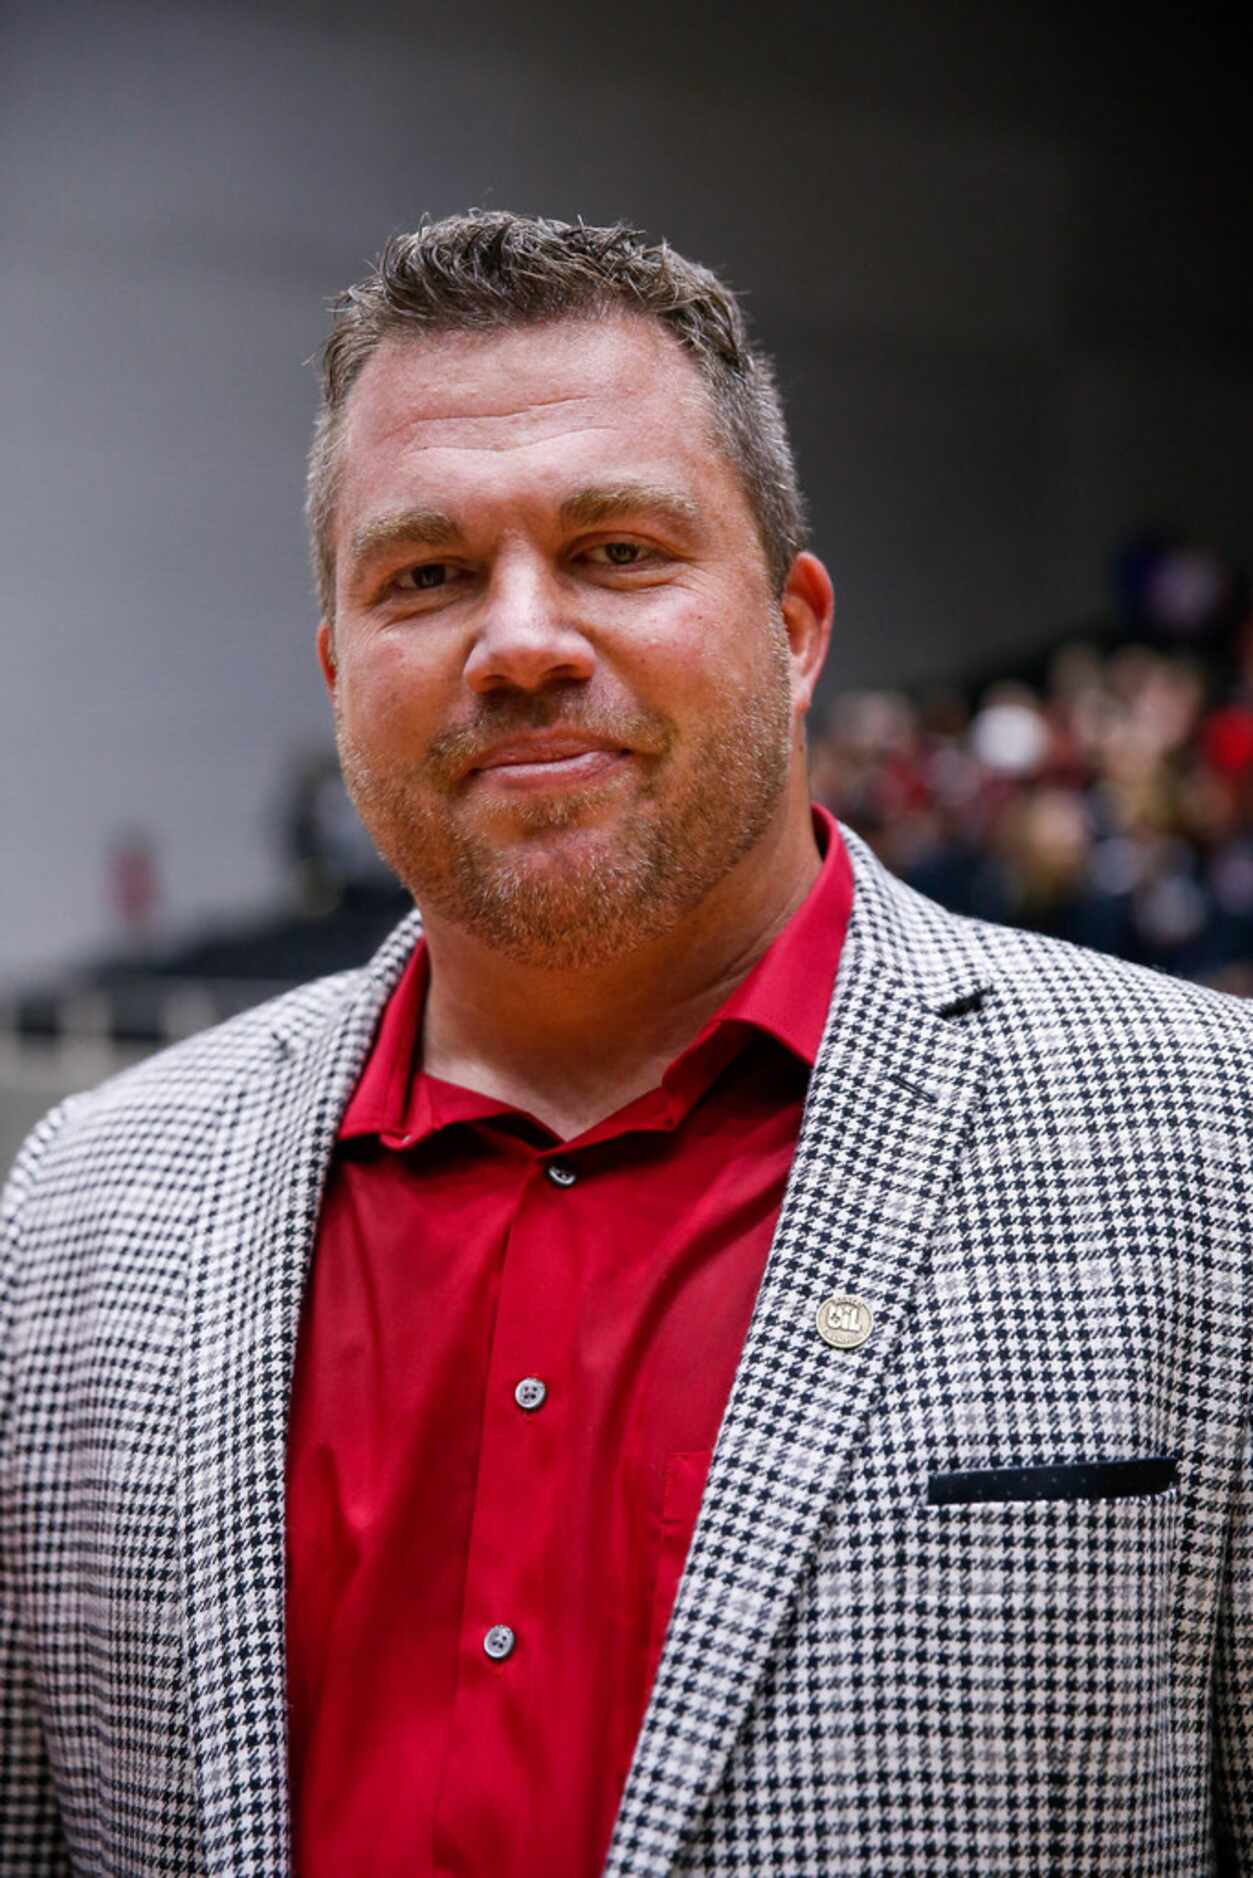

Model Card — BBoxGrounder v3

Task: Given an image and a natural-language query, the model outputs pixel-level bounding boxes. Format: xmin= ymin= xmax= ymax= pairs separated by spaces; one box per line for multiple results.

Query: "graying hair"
xmin=307 ymin=212 xmax=806 ymax=616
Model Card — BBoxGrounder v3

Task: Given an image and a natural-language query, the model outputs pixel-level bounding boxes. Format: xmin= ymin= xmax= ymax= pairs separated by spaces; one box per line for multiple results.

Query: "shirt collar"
xmin=339 ymin=804 xmax=853 ymax=1146
xmin=700 ymin=802 xmax=850 ymax=1069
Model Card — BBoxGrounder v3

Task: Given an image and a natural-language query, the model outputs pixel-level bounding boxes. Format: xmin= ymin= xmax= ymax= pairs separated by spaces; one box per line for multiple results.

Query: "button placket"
xmin=448 ymin=1146 xmax=570 ymax=1699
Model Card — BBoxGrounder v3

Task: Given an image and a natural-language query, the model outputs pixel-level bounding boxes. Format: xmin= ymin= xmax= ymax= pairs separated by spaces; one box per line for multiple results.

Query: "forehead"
xmin=332 ymin=315 xmax=733 ymax=527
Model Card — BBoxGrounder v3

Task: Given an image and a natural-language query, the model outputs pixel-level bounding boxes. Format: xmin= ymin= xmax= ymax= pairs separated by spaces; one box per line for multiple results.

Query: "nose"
xmin=463 ymin=553 xmax=596 ymax=696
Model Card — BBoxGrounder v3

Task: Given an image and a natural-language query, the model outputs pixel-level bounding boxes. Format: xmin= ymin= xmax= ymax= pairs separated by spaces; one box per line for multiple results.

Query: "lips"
xmin=463 ymin=734 xmax=632 ymax=795
xmin=471 ymin=734 xmax=627 ymax=773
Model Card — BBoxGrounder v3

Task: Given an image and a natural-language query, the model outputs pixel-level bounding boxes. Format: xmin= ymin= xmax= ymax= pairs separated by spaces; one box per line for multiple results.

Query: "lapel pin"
xmin=816 ymin=1294 xmax=873 ymax=1350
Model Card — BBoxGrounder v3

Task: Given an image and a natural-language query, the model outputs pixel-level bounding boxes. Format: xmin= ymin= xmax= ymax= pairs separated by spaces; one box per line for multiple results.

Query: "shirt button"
xmin=483 ymin=1624 xmax=516 ymax=1662
xmin=546 ymin=1164 xmax=577 ymax=1188
xmin=514 ymin=1377 xmax=547 ymax=1411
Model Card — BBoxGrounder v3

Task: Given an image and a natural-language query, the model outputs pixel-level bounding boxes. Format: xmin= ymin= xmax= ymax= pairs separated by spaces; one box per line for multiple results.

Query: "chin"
xmin=470 ymin=777 xmax=638 ymax=841
xmin=432 ymin=823 xmax=683 ymax=969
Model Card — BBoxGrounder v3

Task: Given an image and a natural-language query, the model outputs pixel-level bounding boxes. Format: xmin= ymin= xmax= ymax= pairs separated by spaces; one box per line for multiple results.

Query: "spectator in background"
xmin=812 ymin=558 xmax=1253 ymax=992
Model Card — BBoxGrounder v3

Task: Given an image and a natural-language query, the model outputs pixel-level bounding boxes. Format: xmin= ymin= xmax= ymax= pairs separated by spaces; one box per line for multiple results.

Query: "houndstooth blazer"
xmin=4 ymin=826 xmax=1253 ymax=1876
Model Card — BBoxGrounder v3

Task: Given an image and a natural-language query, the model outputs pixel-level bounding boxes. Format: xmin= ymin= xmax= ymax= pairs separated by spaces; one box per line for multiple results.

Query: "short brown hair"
xmin=307 ymin=212 xmax=806 ymax=615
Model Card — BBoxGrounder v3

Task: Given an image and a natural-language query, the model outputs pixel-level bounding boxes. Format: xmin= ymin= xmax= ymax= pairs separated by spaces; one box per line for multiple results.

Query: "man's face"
xmin=319 ymin=315 xmax=827 ymax=967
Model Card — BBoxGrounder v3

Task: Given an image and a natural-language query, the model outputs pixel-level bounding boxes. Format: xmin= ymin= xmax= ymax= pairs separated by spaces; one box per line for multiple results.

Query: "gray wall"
xmin=2 ymin=0 xmax=1249 ymax=980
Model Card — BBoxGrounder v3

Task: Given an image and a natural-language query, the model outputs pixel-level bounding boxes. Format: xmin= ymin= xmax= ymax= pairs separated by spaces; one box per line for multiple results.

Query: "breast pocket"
xmin=928 ymin=1455 xmax=1178 ymax=1506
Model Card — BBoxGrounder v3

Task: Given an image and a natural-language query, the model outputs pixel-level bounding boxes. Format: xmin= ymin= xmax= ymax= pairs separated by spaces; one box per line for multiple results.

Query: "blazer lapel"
xmin=177 ymin=920 xmax=418 ymax=1875
xmin=606 ymin=911 xmax=991 ymax=1876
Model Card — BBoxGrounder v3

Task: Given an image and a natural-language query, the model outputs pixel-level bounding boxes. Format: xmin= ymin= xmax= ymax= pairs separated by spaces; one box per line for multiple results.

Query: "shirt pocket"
xmin=646 ymin=1449 xmax=713 ymax=1688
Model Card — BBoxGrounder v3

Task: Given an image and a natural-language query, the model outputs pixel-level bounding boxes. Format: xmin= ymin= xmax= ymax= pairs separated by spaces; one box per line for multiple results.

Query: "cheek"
xmin=341 ymin=641 xmax=443 ymax=744
xmin=616 ymin=609 xmax=732 ymax=701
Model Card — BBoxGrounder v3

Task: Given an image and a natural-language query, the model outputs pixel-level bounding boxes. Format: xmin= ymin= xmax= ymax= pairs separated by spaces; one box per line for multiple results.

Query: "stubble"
xmin=336 ymin=626 xmax=793 ymax=969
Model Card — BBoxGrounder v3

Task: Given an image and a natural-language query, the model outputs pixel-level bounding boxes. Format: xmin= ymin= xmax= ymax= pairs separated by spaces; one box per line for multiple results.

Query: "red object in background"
xmin=285 ymin=809 xmax=853 ymax=1878
xmin=1202 ymin=706 xmax=1253 ymax=777
xmin=108 ymin=828 xmax=159 ymax=934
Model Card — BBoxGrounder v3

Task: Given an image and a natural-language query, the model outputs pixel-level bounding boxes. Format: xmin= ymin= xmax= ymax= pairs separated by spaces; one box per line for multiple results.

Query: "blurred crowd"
xmin=813 ymin=569 xmax=1253 ymax=994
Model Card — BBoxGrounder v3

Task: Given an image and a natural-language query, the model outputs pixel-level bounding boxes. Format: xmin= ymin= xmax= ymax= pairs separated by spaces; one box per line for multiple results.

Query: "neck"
xmin=418 ymin=786 xmax=822 ymax=1137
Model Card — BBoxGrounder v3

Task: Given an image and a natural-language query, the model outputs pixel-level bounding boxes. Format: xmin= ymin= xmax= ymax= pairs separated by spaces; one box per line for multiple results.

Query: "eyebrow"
xmin=346 ymin=506 xmax=463 ymax=577
xmin=557 ymin=481 xmax=702 ymax=534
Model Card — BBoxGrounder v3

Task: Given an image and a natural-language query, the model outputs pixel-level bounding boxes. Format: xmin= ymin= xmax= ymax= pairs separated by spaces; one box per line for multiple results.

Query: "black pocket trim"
xmin=928 ymin=1457 xmax=1178 ymax=1506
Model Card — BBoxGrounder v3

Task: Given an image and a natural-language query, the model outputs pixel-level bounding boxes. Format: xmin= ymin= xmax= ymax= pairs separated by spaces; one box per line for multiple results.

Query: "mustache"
xmin=423 ymin=692 xmax=675 ymax=786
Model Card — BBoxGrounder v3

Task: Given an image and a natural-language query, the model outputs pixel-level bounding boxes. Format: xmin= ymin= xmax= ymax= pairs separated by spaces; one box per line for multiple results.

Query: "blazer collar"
xmin=178 ymin=911 xmax=419 ymax=1875
xmin=604 ymin=829 xmax=994 ymax=1874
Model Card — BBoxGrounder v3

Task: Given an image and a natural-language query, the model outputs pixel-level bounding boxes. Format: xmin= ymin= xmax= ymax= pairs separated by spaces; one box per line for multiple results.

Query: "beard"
xmin=335 ymin=631 xmax=793 ymax=970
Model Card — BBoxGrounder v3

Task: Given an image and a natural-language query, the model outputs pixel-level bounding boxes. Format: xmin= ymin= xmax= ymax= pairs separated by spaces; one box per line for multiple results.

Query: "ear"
xmin=779 ymin=552 xmax=834 ymax=716
xmin=316 ymin=620 xmax=338 ymax=702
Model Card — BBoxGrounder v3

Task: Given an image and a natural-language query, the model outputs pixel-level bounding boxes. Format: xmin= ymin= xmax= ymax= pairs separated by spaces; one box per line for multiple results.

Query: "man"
xmin=2 ymin=214 xmax=1252 ymax=1877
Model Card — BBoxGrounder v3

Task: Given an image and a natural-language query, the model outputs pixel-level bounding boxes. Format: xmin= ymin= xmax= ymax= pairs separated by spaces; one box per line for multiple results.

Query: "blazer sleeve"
xmin=1214 ymin=1413 xmax=1253 ymax=1872
xmin=0 ymin=1112 xmax=73 ymax=1877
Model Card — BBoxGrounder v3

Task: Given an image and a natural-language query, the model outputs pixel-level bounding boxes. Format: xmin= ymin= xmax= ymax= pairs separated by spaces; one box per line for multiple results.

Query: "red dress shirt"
xmin=285 ymin=807 xmax=853 ymax=1876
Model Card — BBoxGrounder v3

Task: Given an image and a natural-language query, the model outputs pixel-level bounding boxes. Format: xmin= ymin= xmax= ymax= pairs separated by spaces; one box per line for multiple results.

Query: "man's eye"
xmin=588 ymin=542 xmax=650 ymax=567
xmin=396 ymin=563 xmax=452 ymax=591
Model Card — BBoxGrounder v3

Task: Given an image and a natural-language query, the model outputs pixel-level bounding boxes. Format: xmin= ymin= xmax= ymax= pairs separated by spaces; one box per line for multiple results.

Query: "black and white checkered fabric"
xmin=3 ymin=827 xmax=1253 ymax=1875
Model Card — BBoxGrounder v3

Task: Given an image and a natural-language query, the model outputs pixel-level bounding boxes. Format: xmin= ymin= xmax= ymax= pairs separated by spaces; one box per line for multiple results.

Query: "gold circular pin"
xmin=816 ymin=1294 xmax=873 ymax=1350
